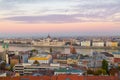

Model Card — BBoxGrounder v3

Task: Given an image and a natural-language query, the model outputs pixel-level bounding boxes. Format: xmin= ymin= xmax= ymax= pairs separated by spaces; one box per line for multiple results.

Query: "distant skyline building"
xmin=32 ymin=35 xmax=65 ymax=47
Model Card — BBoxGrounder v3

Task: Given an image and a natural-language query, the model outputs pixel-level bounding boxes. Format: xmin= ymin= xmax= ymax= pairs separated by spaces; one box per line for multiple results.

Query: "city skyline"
xmin=0 ymin=0 xmax=120 ymax=37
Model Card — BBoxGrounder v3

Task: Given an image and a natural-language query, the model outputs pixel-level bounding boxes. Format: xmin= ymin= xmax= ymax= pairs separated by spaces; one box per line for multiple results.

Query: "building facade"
xmin=81 ymin=41 xmax=91 ymax=47
xmin=32 ymin=35 xmax=65 ymax=47
xmin=92 ymin=41 xmax=104 ymax=47
xmin=28 ymin=54 xmax=52 ymax=64
xmin=106 ymin=41 xmax=118 ymax=47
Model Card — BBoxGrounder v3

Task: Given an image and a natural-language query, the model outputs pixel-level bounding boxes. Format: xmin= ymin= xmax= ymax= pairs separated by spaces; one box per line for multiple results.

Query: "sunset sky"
xmin=0 ymin=0 xmax=120 ymax=37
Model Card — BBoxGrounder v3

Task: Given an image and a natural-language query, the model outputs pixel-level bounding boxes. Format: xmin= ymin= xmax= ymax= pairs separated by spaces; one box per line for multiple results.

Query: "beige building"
xmin=53 ymin=54 xmax=79 ymax=65
xmin=32 ymin=35 xmax=65 ymax=46
xmin=53 ymin=58 xmax=79 ymax=65
xmin=53 ymin=59 xmax=67 ymax=64
xmin=106 ymin=41 xmax=118 ymax=47
xmin=4 ymin=39 xmax=11 ymax=43
xmin=67 ymin=58 xmax=78 ymax=64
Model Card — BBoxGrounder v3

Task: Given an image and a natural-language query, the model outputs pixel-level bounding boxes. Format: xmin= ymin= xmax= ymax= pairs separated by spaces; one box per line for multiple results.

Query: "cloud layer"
xmin=0 ymin=0 xmax=120 ymax=23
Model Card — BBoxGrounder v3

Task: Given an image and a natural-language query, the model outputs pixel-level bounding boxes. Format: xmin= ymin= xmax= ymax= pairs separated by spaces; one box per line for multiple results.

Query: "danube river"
xmin=0 ymin=45 xmax=120 ymax=55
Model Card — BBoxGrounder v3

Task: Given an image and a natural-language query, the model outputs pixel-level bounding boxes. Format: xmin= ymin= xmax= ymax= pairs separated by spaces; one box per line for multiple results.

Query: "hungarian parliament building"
xmin=32 ymin=35 xmax=65 ymax=47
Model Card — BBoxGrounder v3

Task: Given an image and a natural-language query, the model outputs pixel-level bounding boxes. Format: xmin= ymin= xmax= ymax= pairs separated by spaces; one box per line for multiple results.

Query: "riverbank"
xmin=1 ymin=43 xmax=120 ymax=50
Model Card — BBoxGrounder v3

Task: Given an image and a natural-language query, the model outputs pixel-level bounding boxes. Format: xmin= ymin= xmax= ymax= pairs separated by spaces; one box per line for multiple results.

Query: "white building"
xmin=92 ymin=41 xmax=104 ymax=47
xmin=54 ymin=68 xmax=84 ymax=75
xmin=13 ymin=63 xmax=67 ymax=75
xmin=0 ymin=73 xmax=7 ymax=77
xmin=112 ymin=52 xmax=120 ymax=58
xmin=13 ymin=63 xmax=31 ymax=75
xmin=81 ymin=41 xmax=91 ymax=47
xmin=50 ymin=63 xmax=60 ymax=67
xmin=3 ymin=39 xmax=11 ymax=43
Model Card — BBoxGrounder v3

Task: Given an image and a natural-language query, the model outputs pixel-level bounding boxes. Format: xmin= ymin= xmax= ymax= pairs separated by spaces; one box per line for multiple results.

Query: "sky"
xmin=0 ymin=0 xmax=120 ymax=37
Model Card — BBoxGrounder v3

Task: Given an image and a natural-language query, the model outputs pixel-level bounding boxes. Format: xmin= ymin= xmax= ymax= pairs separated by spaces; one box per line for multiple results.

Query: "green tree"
xmin=94 ymin=70 xmax=100 ymax=75
xmin=9 ymin=64 xmax=14 ymax=71
xmin=50 ymin=47 xmax=52 ymax=53
xmin=94 ymin=69 xmax=107 ymax=75
xmin=87 ymin=69 xmax=94 ymax=75
xmin=31 ymin=49 xmax=38 ymax=53
xmin=102 ymin=59 xmax=108 ymax=72
xmin=101 ymin=69 xmax=107 ymax=75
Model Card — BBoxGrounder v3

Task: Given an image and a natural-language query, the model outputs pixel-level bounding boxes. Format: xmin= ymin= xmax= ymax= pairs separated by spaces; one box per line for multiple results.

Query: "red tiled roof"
xmin=0 ymin=75 xmax=119 ymax=80
xmin=54 ymin=74 xmax=83 ymax=80
xmin=114 ymin=58 xmax=120 ymax=63
xmin=84 ymin=76 xmax=118 ymax=80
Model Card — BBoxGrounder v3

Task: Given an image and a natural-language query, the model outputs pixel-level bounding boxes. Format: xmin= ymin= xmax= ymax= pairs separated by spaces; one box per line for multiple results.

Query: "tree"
xmin=31 ymin=49 xmax=38 ymax=53
xmin=101 ymin=69 xmax=107 ymax=75
xmin=33 ymin=60 xmax=40 ymax=66
xmin=109 ymin=68 xmax=119 ymax=76
xmin=116 ymin=66 xmax=120 ymax=71
xmin=50 ymin=47 xmax=52 ymax=53
xmin=94 ymin=69 xmax=107 ymax=75
xmin=9 ymin=64 xmax=14 ymax=71
xmin=102 ymin=59 xmax=108 ymax=72
xmin=84 ymin=55 xmax=89 ymax=57
xmin=87 ymin=69 xmax=94 ymax=75
xmin=0 ymin=62 xmax=6 ymax=70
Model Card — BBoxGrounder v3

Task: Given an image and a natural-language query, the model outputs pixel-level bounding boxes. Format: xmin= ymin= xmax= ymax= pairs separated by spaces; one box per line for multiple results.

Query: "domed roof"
xmin=47 ymin=34 xmax=51 ymax=38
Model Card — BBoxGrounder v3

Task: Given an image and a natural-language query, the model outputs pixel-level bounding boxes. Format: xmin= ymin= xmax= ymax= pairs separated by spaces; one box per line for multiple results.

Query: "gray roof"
xmin=100 ymin=52 xmax=114 ymax=57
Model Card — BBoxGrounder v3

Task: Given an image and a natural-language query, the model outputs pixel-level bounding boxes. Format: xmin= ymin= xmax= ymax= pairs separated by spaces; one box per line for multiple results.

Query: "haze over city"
xmin=0 ymin=0 xmax=120 ymax=37
xmin=1 ymin=0 xmax=120 ymax=79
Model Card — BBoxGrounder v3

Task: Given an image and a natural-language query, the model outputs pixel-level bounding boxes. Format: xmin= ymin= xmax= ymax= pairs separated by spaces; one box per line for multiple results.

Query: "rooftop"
xmin=100 ymin=52 xmax=114 ymax=57
xmin=112 ymin=52 xmax=120 ymax=54
xmin=29 ymin=54 xmax=51 ymax=60
xmin=114 ymin=58 xmax=120 ymax=63
xmin=0 ymin=75 xmax=118 ymax=80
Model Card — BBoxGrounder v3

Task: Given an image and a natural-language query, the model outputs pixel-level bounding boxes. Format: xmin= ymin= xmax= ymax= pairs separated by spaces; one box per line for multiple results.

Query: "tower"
xmin=70 ymin=46 xmax=77 ymax=54
xmin=70 ymin=39 xmax=77 ymax=54
xmin=2 ymin=43 xmax=9 ymax=64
